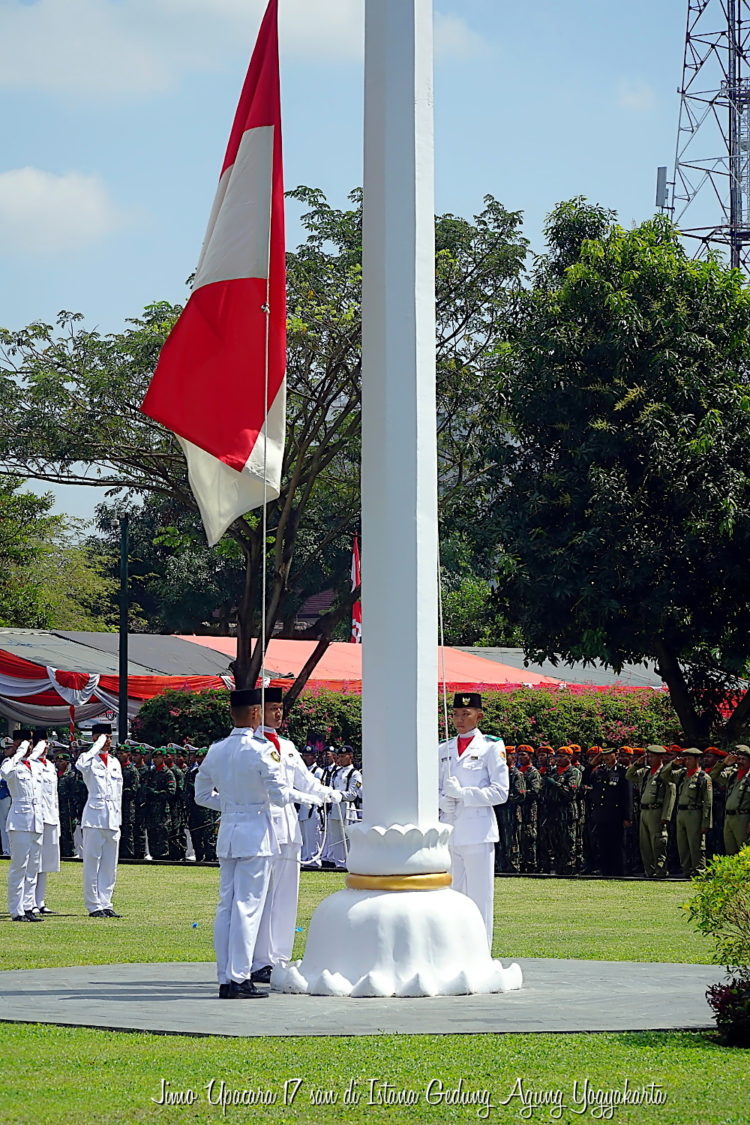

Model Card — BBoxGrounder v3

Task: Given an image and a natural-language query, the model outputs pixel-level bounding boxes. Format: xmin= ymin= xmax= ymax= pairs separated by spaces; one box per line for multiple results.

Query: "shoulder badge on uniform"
xmin=271 ymin=750 xmax=281 ymax=762
xmin=355 ymin=780 xmax=362 ymax=788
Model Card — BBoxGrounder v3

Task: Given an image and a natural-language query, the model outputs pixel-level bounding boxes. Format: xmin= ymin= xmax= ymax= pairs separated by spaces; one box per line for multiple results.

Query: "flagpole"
xmin=274 ymin=0 xmax=522 ymax=999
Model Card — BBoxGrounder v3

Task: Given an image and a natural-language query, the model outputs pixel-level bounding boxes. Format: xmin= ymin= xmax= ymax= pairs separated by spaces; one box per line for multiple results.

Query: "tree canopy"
xmin=481 ymin=199 xmax=750 ymax=742
xmin=0 ymin=188 xmax=527 ymax=695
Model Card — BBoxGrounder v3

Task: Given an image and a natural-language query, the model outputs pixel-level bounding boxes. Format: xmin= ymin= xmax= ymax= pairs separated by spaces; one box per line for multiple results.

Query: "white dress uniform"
xmin=323 ymin=764 xmax=363 ymax=869
xmin=252 ymin=729 xmax=336 ymax=972
xmin=1 ymin=742 xmax=44 ymax=919
xmin=298 ymin=762 xmax=325 ymax=866
xmin=439 ymin=728 xmax=509 ymax=947
xmin=26 ymin=743 xmax=60 ymax=912
xmin=76 ymin=740 xmax=123 ymax=914
xmin=194 ymin=726 xmax=307 ymax=986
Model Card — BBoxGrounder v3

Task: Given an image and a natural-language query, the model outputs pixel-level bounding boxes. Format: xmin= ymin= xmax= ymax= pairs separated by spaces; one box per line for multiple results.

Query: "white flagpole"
xmin=274 ymin=0 xmax=522 ymax=999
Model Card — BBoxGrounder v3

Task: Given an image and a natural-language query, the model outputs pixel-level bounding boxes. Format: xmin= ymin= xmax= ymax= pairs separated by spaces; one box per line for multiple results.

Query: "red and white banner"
xmin=141 ymin=0 xmax=286 ymax=546
xmin=351 ymin=535 xmax=362 ymax=644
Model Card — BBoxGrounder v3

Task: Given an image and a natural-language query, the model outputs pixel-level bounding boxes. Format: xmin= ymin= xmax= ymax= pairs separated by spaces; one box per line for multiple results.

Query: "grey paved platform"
xmin=0 ymin=959 xmax=717 ymax=1037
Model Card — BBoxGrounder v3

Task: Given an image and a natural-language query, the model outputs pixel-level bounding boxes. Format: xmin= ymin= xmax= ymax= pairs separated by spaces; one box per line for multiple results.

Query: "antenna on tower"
xmin=669 ymin=0 xmax=750 ymax=271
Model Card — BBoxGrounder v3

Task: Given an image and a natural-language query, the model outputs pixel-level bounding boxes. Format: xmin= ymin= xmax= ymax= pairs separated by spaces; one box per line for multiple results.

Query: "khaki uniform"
xmin=661 ymin=762 xmax=712 ymax=877
xmin=625 ymin=762 xmax=676 ymax=878
xmin=710 ymin=761 xmax=750 ymax=854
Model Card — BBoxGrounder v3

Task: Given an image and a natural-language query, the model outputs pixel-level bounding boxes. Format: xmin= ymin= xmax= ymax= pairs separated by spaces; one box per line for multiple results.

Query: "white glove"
xmin=443 ymin=774 xmax=465 ymax=800
xmin=327 ymin=789 xmax=343 ymax=804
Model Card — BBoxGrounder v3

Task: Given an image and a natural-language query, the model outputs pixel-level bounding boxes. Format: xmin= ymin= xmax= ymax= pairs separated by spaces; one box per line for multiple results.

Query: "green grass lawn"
xmin=0 ymin=862 xmax=713 ymax=969
xmin=1 ymin=863 xmax=742 ymax=1125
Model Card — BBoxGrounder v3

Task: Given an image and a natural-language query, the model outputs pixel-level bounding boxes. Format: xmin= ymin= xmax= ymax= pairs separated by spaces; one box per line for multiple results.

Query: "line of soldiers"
xmin=493 ymin=742 xmax=750 ymax=879
xmin=56 ymin=740 xmax=219 ymax=863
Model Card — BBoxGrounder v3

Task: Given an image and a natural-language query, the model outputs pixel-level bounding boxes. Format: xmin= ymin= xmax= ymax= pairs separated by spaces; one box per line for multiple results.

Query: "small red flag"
xmin=141 ymin=0 xmax=285 ymax=545
xmin=351 ymin=535 xmax=362 ymax=643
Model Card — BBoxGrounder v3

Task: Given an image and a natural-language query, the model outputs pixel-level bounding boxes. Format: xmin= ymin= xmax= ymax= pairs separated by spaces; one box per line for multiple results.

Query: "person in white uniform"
xmin=438 ymin=692 xmax=509 ymax=948
xmin=298 ymin=746 xmax=325 ymax=868
xmin=76 ymin=722 xmax=123 ymax=918
xmin=0 ymin=738 xmax=12 ymax=856
xmin=1 ymin=728 xmax=44 ymax=922
xmin=25 ymin=729 xmax=61 ymax=916
xmin=250 ymin=688 xmax=343 ymax=984
xmin=195 ymin=688 xmax=317 ymax=999
xmin=323 ymin=746 xmax=362 ymax=870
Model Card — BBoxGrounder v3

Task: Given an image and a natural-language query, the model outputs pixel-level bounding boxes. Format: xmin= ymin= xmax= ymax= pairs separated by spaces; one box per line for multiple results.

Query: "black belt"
xmin=726 ymin=810 xmax=749 ymax=816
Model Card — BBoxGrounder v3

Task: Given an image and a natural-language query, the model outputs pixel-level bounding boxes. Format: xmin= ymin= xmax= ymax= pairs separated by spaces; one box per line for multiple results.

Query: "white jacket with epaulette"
xmin=438 ymin=730 xmax=509 ymax=847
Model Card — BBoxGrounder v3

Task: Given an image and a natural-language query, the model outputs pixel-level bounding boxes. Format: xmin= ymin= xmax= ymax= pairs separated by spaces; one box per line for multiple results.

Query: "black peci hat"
xmin=92 ymin=723 xmax=112 ymax=736
xmin=452 ymin=692 xmax=482 ymax=710
xmin=230 ymin=688 xmax=262 ymax=708
xmin=13 ymin=728 xmax=33 ymax=741
xmin=33 ymin=727 xmax=48 ymax=741
xmin=263 ymin=687 xmax=284 ymax=704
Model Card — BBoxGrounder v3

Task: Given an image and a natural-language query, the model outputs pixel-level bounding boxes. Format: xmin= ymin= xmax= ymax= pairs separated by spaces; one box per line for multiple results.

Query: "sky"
xmin=1 ymin=0 xmax=691 ymax=519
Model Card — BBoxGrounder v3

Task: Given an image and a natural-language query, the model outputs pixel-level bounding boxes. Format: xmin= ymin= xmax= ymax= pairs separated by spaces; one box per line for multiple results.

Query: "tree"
xmin=0 ymin=189 xmax=526 ymax=699
xmin=0 ymin=477 xmax=58 ymax=627
xmin=0 ymin=477 xmax=115 ymax=630
xmin=35 ymin=520 xmax=118 ymax=631
xmin=482 ymin=199 xmax=750 ymax=743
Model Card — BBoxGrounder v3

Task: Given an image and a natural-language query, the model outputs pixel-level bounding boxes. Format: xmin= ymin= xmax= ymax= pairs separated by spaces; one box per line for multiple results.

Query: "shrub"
xmin=706 ymin=973 xmax=750 ymax=1047
xmin=687 ymin=847 xmax=750 ymax=972
xmin=132 ymin=684 xmax=682 ymax=752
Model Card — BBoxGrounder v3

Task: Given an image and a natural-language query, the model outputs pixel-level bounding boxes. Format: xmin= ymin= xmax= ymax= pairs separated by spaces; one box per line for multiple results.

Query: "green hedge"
xmin=132 ymin=686 xmax=681 ymax=751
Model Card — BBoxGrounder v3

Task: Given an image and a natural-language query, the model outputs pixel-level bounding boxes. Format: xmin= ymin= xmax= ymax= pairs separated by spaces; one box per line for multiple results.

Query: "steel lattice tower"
xmin=670 ymin=0 xmax=750 ymax=269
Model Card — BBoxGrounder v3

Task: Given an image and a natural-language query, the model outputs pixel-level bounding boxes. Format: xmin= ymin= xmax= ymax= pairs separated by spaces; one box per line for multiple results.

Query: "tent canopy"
xmin=177 ymin=636 xmax=561 ymax=689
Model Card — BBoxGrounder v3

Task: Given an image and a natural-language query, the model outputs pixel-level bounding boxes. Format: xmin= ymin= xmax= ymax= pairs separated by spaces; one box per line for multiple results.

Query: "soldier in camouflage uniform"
xmin=626 ymin=746 xmax=676 ymax=878
xmin=165 ymin=750 xmax=187 ymax=860
xmin=185 ymin=748 xmax=216 ymax=862
xmin=56 ymin=753 xmax=77 ymax=858
xmin=133 ymin=749 xmax=151 ymax=859
xmin=539 ymin=746 xmax=581 ymax=876
xmin=710 ymin=745 xmax=750 ymax=855
xmin=702 ymin=747 xmax=727 ymax=860
xmin=494 ymin=748 xmax=526 ymax=873
xmin=516 ymin=746 xmax=542 ymax=873
xmin=661 ymin=748 xmax=712 ymax=877
xmin=141 ymin=748 xmax=175 ymax=859
xmin=116 ymin=745 xmax=140 ymax=859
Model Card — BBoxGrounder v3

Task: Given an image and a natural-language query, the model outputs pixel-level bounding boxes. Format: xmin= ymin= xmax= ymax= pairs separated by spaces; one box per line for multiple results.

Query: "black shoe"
xmin=89 ymin=910 xmax=106 ymax=917
xmin=11 ymin=915 xmax=31 ymax=922
xmin=38 ymin=906 xmax=57 ymax=915
xmin=102 ymin=909 xmax=122 ymax=918
xmin=230 ymin=979 xmax=268 ymax=999
xmin=25 ymin=911 xmax=43 ymax=921
xmin=250 ymin=965 xmax=273 ymax=985
xmin=218 ymin=983 xmax=232 ymax=999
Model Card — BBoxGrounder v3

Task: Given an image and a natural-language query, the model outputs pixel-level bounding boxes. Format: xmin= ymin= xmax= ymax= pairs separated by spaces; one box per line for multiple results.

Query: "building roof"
xmin=457 ymin=648 xmax=664 ymax=689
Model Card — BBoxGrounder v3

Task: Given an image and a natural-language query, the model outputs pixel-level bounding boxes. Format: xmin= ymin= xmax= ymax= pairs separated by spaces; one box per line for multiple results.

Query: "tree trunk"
xmin=653 ymin=640 xmax=709 ymax=743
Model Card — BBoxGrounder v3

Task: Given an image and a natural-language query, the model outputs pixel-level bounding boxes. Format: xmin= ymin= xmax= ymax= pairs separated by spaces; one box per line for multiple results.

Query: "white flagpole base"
xmin=272 ymin=824 xmax=523 ymax=999
xmin=272 ymin=885 xmax=522 ymax=998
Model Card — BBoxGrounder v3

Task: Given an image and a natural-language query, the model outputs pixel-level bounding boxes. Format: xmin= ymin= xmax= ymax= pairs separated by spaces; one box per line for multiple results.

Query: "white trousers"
xmin=24 ymin=823 xmax=61 ymax=911
xmin=214 ymin=856 xmax=272 ymax=984
xmin=451 ymin=843 xmax=495 ymax=948
xmin=0 ymin=796 xmax=10 ymax=855
xmin=299 ymin=814 xmax=321 ymax=865
xmin=253 ymin=844 xmax=300 ymax=970
xmin=324 ymin=814 xmax=349 ymax=868
xmin=82 ymin=827 xmax=120 ymax=913
xmin=7 ymin=829 xmax=42 ymax=918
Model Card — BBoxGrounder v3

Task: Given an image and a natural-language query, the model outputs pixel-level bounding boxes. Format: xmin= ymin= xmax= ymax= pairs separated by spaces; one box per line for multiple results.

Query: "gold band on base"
xmin=345 ymin=872 xmax=452 ymax=892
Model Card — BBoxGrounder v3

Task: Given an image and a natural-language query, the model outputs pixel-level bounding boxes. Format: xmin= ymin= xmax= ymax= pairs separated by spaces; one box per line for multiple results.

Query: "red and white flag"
xmin=141 ymin=0 xmax=285 ymax=546
xmin=351 ymin=535 xmax=362 ymax=643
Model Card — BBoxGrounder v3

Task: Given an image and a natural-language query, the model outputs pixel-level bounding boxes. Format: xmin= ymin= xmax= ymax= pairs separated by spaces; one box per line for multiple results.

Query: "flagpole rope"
xmin=259 ymin=141 xmax=275 ymax=713
xmin=437 ymin=542 xmax=449 ymax=743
